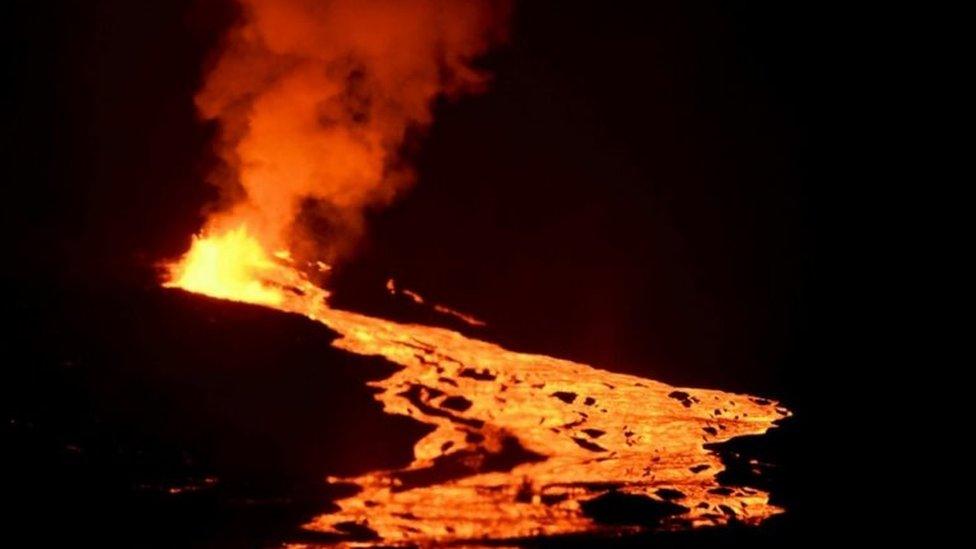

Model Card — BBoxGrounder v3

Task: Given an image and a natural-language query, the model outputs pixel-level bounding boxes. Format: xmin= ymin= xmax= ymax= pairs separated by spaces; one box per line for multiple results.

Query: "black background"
xmin=3 ymin=0 xmax=904 ymax=544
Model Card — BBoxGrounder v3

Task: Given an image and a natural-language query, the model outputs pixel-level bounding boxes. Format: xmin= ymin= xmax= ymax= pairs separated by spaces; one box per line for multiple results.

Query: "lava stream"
xmin=165 ymin=227 xmax=789 ymax=545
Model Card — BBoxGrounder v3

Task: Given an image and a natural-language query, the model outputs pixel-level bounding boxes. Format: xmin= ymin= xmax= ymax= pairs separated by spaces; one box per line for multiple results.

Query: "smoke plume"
xmin=196 ymin=0 xmax=510 ymax=264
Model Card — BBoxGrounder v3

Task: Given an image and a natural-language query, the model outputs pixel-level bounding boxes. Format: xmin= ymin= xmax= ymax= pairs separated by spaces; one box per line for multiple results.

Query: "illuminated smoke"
xmin=195 ymin=0 xmax=510 ymax=264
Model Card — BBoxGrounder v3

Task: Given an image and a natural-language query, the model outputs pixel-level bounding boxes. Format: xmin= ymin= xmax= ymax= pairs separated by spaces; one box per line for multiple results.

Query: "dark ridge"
xmin=581 ymin=491 xmax=689 ymax=526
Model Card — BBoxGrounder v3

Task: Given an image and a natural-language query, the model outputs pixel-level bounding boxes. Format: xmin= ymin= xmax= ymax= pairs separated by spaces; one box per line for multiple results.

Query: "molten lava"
xmin=164 ymin=228 xmax=789 ymax=545
xmin=164 ymin=226 xmax=299 ymax=306
xmin=164 ymin=1 xmax=789 ymax=543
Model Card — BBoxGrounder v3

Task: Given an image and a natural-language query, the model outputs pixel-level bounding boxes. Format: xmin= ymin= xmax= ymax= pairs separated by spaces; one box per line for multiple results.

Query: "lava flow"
xmin=164 ymin=227 xmax=789 ymax=545
xmin=163 ymin=0 xmax=790 ymax=543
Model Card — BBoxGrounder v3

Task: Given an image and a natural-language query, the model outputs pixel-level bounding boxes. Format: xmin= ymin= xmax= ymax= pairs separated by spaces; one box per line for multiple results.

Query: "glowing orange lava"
xmin=164 ymin=227 xmax=789 ymax=545
xmin=165 ymin=1 xmax=787 ymax=544
xmin=165 ymin=226 xmax=294 ymax=306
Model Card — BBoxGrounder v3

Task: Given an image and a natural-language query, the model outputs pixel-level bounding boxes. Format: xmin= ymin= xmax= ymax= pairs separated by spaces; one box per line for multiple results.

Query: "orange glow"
xmin=162 ymin=1 xmax=789 ymax=543
xmin=163 ymin=225 xmax=314 ymax=307
xmin=164 ymin=231 xmax=789 ymax=544
xmin=193 ymin=0 xmax=511 ymax=265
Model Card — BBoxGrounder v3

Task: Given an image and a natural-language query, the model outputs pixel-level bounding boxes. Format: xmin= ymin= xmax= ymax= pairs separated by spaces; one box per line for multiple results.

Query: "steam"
xmin=196 ymin=0 xmax=510 ymax=263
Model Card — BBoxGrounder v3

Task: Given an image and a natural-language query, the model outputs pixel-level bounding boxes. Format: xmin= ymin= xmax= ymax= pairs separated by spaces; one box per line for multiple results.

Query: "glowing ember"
xmin=164 ymin=231 xmax=789 ymax=545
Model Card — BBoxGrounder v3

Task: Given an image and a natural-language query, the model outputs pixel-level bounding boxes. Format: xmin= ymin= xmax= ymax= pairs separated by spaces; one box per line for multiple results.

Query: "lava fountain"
xmin=164 ymin=0 xmax=790 ymax=544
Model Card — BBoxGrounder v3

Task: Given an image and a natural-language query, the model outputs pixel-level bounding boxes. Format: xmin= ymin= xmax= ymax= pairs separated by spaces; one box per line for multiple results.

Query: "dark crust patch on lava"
xmin=571 ymin=437 xmax=608 ymax=452
xmin=391 ymin=436 xmax=546 ymax=491
xmin=397 ymin=384 xmax=484 ymax=428
xmin=655 ymin=488 xmax=687 ymax=501
xmin=581 ymin=491 xmax=689 ymax=526
xmin=551 ymin=391 xmax=578 ymax=404
xmin=440 ymin=395 xmax=474 ymax=412
xmin=667 ymin=390 xmax=700 ymax=408
xmin=459 ymin=367 xmax=496 ymax=381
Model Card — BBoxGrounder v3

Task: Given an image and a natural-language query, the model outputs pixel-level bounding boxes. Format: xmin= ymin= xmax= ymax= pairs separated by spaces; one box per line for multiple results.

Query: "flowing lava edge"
xmin=164 ymin=238 xmax=791 ymax=547
xmin=298 ymin=307 xmax=790 ymax=547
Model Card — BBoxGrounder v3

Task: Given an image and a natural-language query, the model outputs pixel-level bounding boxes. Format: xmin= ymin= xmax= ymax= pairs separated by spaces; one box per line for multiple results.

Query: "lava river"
xmin=166 ymin=229 xmax=790 ymax=546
